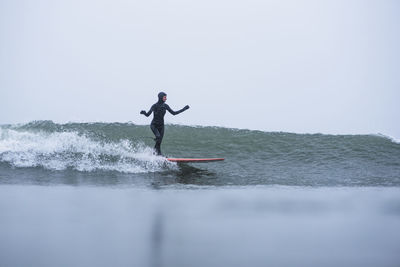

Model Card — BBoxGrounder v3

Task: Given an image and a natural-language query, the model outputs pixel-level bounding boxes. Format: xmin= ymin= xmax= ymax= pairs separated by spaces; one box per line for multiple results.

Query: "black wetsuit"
xmin=141 ymin=92 xmax=189 ymax=155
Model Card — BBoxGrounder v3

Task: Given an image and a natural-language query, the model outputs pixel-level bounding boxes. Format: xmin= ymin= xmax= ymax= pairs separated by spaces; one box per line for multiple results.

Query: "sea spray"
xmin=0 ymin=126 xmax=175 ymax=173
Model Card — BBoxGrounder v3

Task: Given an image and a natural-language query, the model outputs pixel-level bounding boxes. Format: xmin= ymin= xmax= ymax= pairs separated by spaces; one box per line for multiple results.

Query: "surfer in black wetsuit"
xmin=140 ymin=92 xmax=189 ymax=155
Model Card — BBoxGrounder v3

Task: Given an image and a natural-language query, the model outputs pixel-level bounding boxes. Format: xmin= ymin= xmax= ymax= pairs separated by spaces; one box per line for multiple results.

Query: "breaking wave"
xmin=0 ymin=124 xmax=175 ymax=173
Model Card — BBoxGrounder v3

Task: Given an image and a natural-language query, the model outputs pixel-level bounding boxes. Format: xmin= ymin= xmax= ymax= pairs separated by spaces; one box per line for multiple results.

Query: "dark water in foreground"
xmin=1 ymin=121 xmax=400 ymax=266
xmin=1 ymin=185 xmax=399 ymax=267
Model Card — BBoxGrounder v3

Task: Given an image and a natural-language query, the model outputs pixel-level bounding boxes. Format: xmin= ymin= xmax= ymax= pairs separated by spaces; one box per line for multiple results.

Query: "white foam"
xmin=0 ymin=127 xmax=175 ymax=173
xmin=374 ymin=133 xmax=400 ymax=144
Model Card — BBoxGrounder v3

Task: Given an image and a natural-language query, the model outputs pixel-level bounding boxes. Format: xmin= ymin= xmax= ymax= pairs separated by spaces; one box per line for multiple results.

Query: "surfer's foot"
xmin=153 ymin=149 xmax=163 ymax=156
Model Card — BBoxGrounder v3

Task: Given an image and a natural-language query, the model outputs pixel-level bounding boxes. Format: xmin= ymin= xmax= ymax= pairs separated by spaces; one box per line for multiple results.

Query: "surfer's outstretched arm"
xmin=166 ymin=104 xmax=190 ymax=115
xmin=140 ymin=105 xmax=153 ymax=117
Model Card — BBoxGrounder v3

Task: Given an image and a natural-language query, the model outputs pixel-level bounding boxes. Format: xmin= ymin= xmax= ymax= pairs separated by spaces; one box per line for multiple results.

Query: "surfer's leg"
xmin=150 ymin=124 xmax=160 ymax=154
xmin=159 ymin=125 xmax=164 ymax=144
xmin=156 ymin=125 xmax=164 ymax=155
xmin=151 ymin=124 xmax=163 ymax=155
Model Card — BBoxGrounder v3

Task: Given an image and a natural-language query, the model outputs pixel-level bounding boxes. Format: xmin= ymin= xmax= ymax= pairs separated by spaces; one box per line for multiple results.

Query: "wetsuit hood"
xmin=158 ymin=92 xmax=167 ymax=103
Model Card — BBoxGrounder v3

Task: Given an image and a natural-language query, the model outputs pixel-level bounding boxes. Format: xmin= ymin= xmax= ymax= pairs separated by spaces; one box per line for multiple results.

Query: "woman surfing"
xmin=140 ymin=92 xmax=189 ymax=155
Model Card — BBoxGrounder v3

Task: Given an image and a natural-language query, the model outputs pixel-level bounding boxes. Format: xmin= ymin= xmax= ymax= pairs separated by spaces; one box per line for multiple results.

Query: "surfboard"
xmin=166 ymin=158 xmax=224 ymax=163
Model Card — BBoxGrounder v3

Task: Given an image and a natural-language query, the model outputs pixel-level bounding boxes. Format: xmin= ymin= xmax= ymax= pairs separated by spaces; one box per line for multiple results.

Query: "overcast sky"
xmin=1 ymin=0 xmax=399 ymax=138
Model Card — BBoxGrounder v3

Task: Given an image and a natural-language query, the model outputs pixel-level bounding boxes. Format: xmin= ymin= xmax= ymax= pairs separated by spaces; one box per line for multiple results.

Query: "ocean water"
xmin=1 ymin=121 xmax=400 ymax=267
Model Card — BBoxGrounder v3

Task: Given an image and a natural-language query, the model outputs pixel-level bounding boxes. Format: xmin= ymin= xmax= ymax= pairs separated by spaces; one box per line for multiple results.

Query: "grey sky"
xmin=1 ymin=0 xmax=399 ymax=138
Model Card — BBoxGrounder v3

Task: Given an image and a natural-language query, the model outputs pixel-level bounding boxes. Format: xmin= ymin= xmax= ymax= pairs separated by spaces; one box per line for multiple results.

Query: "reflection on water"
xmin=150 ymin=210 xmax=164 ymax=267
xmin=150 ymin=163 xmax=217 ymax=188
xmin=168 ymin=163 xmax=216 ymax=185
xmin=0 ymin=163 xmax=219 ymax=188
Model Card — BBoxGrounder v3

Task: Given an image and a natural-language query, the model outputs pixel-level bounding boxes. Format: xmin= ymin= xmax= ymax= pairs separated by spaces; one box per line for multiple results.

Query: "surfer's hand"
xmin=140 ymin=110 xmax=146 ymax=115
xmin=184 ymin=105 xmax=190 ymax=110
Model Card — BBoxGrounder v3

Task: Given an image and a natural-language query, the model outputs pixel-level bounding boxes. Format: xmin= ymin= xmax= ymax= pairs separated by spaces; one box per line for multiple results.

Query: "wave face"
xmin=1 ymin=121 xmax=400 ymax=187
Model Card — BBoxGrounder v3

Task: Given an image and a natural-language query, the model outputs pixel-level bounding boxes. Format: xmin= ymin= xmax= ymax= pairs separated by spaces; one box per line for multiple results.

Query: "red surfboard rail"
xmin=166 ymin=158 xmax=224 ymax=163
